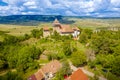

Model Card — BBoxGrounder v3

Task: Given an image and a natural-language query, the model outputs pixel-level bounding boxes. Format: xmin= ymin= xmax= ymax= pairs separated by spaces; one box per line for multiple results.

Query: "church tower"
xmin=52 ymin=18 xmax=61 ymax=27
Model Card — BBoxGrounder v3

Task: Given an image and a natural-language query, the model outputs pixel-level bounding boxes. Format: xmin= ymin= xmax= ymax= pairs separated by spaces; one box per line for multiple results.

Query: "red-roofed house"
xmin=28 ymin=60 xmax=62 ymax=80
xmin=67 ymin=69 xmax=89 ymax=80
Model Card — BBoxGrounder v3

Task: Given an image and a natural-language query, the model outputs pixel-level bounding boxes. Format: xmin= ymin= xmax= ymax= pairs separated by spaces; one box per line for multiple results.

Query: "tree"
xmin=51 ymin=30 xmax=61 ymax=40
xmin=49 ymin=28 xmax=53 ymax=35
xmin=91 ymin=35 xmax=113 ymax=54
xmin=111 ymin=55 xmax=120 ymax=76
xmin=62 ymin=41 xmax=73 ymax=56
xmin=3 ymin=35 xmax=18 ymax=45
xmin=0 ymin=71 xmax=23 ymax=80
xmin=0 ymin=54 xmax=6 ymax=69
xmin=71 ymin=51 xmax=87 ymax=67
xmin=113 ymin=44 xmax=120 ymax=56
xmin=79 ymin=29 xmax=92 ymax=44
xmin=31 ymin=29 xmax=43 ymax=38
xmin=39 ymin=28 xmax=43 ymax=37
xmin=83 ymin=29 xmax=93 ymax=39
xmin=79 ymin=32 xmax=88 ymax=43
xmin=95 ymin=54 xmax=114 ymax=68
xmin=16 ymin=46 xmax=41 ymax=72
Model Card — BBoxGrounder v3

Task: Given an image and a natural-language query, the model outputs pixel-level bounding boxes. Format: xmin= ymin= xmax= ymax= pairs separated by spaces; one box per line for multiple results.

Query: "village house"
xmin=66 ymin=69 xmax=89 ymax=80
xmin=28 ymin=60 xmax=62 ymax=80
xmin=43 ymin=19 xmax=80 ymax=39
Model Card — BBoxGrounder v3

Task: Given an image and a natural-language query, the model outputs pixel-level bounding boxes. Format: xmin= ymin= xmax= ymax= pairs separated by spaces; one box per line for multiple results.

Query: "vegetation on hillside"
xmin=0 ymin=21 xmax=120 ymax=80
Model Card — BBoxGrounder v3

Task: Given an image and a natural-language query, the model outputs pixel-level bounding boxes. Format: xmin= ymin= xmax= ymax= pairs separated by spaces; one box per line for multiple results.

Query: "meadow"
xmin=71 ymin=18 xmax=120 ymax=29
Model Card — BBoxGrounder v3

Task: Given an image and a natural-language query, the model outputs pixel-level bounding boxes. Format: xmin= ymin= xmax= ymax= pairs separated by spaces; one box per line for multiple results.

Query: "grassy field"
xmin=0 ymin=23 xmax=52 ymax=36
xmin=70 ymin=18 xmax=120 ymax=29
xmin=0 ymin=24 xmax=41 ymax=36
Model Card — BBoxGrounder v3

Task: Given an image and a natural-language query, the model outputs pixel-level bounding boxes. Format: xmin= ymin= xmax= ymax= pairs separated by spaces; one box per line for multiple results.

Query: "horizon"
xmin=0 ymin=0 xmax=120 ymax=17
xmin=1 ymin=15 xmax=120 ymax=18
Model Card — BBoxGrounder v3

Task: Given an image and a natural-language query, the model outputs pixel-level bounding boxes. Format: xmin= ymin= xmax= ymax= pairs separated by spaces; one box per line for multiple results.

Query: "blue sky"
xmin=0 ymin=0 xmax=120 ymax=17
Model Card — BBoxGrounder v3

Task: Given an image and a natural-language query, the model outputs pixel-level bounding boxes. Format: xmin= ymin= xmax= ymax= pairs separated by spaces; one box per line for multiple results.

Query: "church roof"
xmin=61 ymin=25 xmax=74 ymax=33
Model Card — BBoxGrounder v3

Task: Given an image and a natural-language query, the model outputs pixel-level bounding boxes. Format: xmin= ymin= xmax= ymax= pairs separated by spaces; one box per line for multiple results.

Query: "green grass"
xmin=69 ymin=18 xmax=120 ymax=30
xmin=0 ymin=24 xmax=42 ymax=36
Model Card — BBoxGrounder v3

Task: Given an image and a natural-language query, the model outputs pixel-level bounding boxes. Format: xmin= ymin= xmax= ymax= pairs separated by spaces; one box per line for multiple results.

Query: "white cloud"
xmin=0 ymin=0 xmax=120 ymax=17
xmin=23 ymin=1 xmax=36 ymax=6
xmin=111 ymin=0 xmax=120 ymax=7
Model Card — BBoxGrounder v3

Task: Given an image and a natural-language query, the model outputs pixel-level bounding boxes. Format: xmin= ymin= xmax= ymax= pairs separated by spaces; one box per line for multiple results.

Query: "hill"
xmin=0 ymin=15 xmax=120 ymax=26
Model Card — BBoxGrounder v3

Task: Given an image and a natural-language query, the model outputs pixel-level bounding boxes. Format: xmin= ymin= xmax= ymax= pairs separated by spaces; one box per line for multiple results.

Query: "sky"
xmin=0 ymin=0 xmax=120 ymax=17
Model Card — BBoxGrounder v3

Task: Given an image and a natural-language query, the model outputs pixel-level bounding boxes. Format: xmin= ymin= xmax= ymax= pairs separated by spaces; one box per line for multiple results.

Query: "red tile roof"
xmin=28 ymin=60 xmax=62 ymax=80
xmin=41 ymin=60 xmax=62 ymax=74
xmin=61 ymin=25 xmax=74 ymax=33
xmin=69 ymin=69 xmax=88 ymax=80
xmin=43 ymin=26 xmax=50 ymax=31
xmin=34 ymin=69 xmax=44 ymax=80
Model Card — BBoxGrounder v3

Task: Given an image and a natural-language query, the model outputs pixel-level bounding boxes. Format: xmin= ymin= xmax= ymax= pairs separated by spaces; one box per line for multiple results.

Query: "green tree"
xmin=111 ymin=55 xmax=120 ymax=76
xmin=0 ymin=71 xmax=22 ymax=80
xmin=95 ymin=54 xmax=114 ymax=68
xmin=0 ymin=54 xmax=6 ymax=69
xmin=51 ymin=30 xmax=61 ymax=40
xmin=79 ymin=29 xmax=92 ymax=44
xmin=62 ymin=41 xmax=73 ymax=56
xmin=16 ymin=46 xmax=41 ymax=72
xmin=3 ymin=35 xmax=18 ymax=45
xmin=49 ymin=28 xmax=53 ymax=35
xmin=31 ymin=29 xmax=43 ymax=38
xmin=71 ymin=51 xmax=87 ymax=67
xmin=79 ymin=32 xmax=88 ymax=43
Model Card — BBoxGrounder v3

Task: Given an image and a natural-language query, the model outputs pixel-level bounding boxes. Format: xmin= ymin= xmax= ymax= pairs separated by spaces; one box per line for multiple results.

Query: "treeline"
xmin=0 ymin=15 xmax=77 ymax=26
xmin=0 ymin=15 xmax=62 ymax=26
